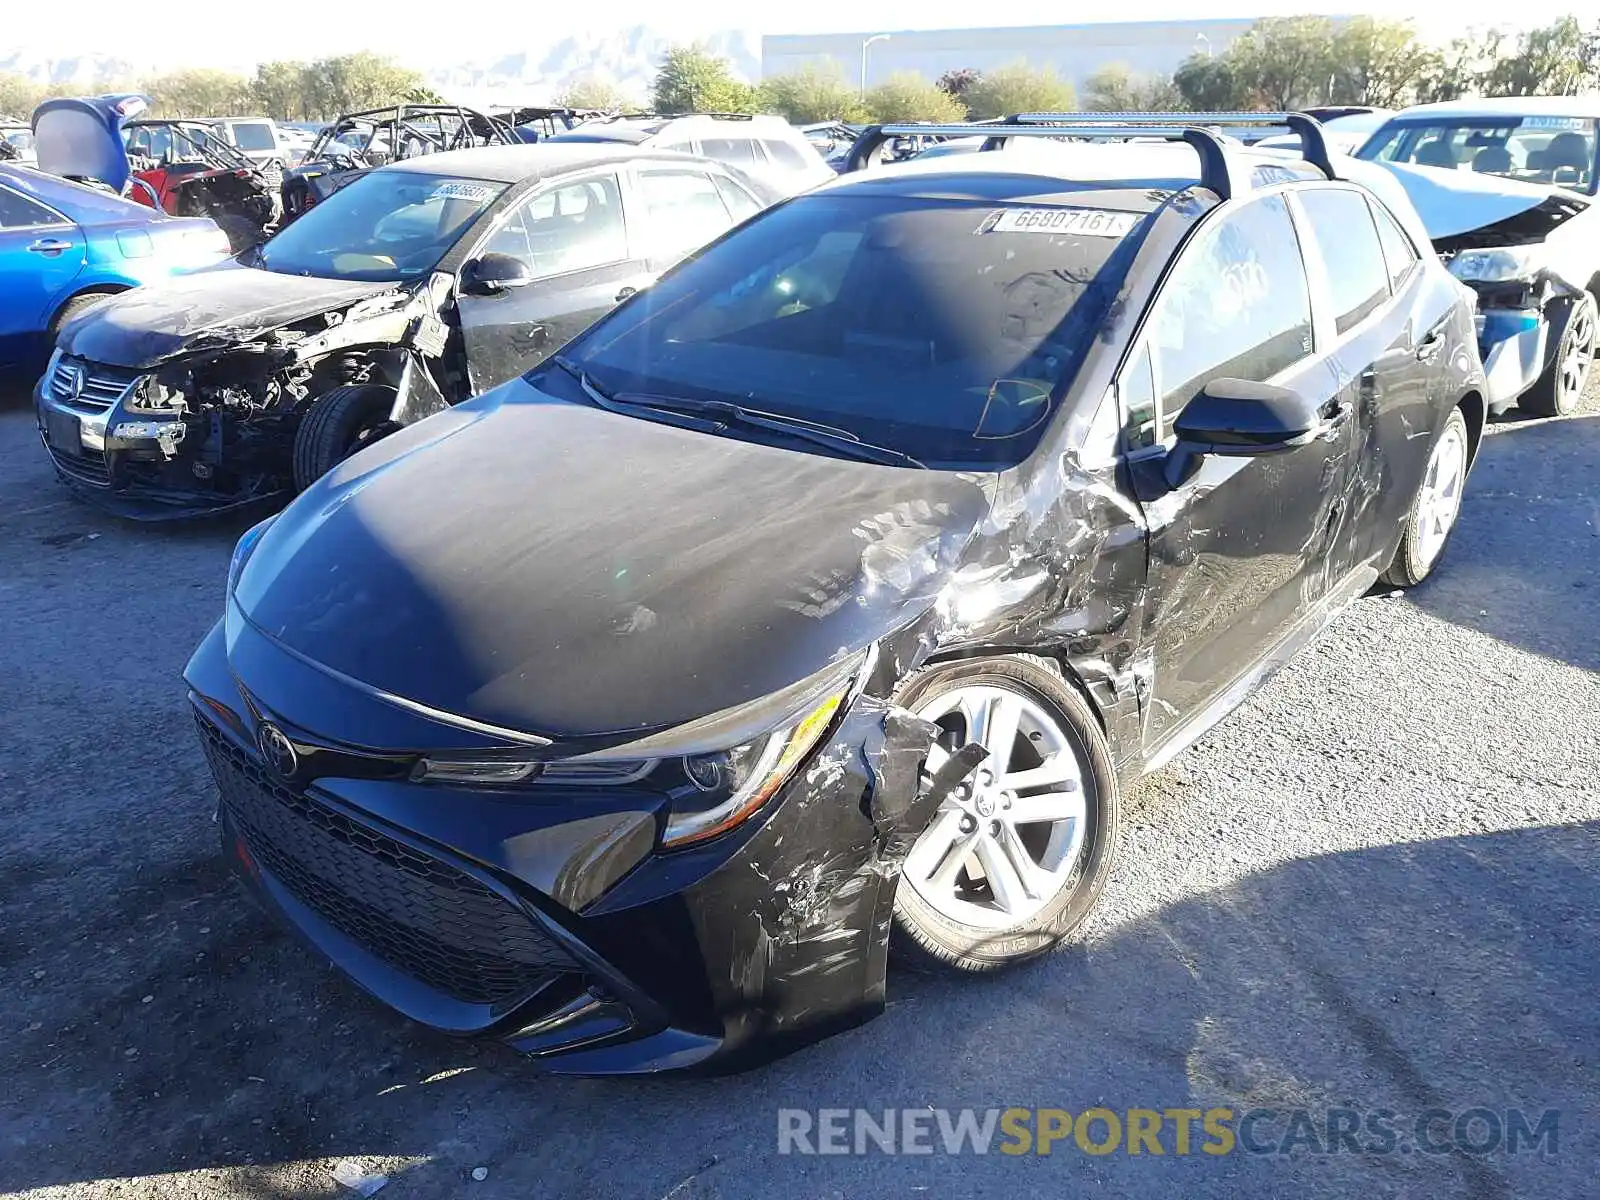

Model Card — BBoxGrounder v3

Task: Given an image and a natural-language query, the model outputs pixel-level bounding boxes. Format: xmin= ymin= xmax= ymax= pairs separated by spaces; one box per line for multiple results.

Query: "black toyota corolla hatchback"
xmin=186 ymin=120 xmax=1486 ymax=1073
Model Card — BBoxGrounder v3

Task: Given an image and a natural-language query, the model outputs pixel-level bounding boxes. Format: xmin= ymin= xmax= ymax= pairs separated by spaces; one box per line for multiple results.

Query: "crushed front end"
xmin=35 ymin=280 xmax=458 ymax=519
xmin=1432 ymin=192 xmax=1594 ymax=412
xmin=184 ymin=616 xmax=943 ymax=1074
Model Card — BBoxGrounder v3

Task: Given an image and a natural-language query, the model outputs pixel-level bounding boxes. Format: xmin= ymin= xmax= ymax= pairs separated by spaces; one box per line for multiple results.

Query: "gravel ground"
xmin=0 ymin=375 xmax=1596 ymax=1200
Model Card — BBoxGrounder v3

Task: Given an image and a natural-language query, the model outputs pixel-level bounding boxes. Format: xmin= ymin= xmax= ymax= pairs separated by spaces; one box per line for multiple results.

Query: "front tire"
xmin=292 ymin=385 xmax=396 ymax=492
xmin=1519 ymin=292 xmax=1595 ymax=417
xmin=891 ymin=655 xmax=1119 ymax=973
xmin=1380 ymin=406 xmax=1470 ymax=588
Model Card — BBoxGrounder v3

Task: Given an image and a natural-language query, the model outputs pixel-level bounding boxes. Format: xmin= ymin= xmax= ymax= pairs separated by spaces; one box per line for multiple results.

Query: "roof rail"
xmin=842 ymin=112 xmax=1336 ymax=200
xmin=1011 ymin=111 xmax=1338 ymax=181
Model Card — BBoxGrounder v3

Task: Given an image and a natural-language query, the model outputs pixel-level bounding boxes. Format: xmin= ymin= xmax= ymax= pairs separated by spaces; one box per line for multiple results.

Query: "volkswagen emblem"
xmin=62 ymin=363 xmax=85 ymax=402
xmin=256 ymin=722 xmax=298 ymax=778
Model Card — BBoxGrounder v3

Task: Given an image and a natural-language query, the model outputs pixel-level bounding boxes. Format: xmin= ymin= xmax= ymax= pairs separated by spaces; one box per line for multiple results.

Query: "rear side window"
xmin=230 ymin=122 xmax=277 ymax=151
xmin=762 ymin=139 xmax=811 ymax=171
xmin=1368 ymin=199 xmax=1420 ymax=292
xmin=712 ymin=173 xmax=762 ymax=222
xmin=0 ymin=185 xmax=61 ymax=229
xmin=1296 ymin=188 xmax=1389 ymax=335
xmin=636 ymin=169 xmax=733 ymax=263
xmin=1149 ymin=193 xmax=1313 ymax=436
xmin=700 ymin=137 xmax=761 ymax=166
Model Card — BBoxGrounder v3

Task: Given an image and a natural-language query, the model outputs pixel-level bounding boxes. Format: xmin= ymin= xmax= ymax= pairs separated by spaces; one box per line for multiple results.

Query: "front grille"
xmin=196 ymin=718 xmax=575 ymax=1007
xmin=48 ymin=356 xmax=142 ymax=415
xmin=47 ymin=445 xmax=112 ymax=487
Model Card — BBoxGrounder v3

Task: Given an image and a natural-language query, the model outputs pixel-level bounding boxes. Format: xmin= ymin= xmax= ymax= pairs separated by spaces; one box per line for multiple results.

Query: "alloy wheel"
xmin=902 ymin=684 xmax=1088 ymax=930
xmin=1415 ymin=421 xmax=1467 ymax=570
xmin=1560 ymin=301 xmax=1595 ymax=406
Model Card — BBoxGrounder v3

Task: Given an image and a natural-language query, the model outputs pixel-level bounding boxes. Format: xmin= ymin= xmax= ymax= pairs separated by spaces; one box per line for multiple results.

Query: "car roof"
xmin=1383 ymin=96 xmax=1600 ymax=122
xmin=373 ymin=142 xmax=689 ymax=183
xmin=554 ymin=114 xmax=792 ymax=144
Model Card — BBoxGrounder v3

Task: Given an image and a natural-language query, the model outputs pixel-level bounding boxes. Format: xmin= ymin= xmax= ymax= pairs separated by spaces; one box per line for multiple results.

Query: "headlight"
xmin=125 ymin=376 xmax=184 ymax=413
xmin=1448 ymin=244 xmax=1547 ymax=283
xmin=413 ymin=652 xmax=866 ymax=848
xmin=227 ymin=516 xmax=277 ymax=597
xmin=661 ymin=686 xmax=846 ymax=847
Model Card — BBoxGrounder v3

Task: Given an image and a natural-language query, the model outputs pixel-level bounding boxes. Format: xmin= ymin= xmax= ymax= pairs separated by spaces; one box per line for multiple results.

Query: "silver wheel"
xmin=1415 ymin=420 xmax=1467 ymax=571
xmin=1560 ymin=300 xmax=1595 ymax=404
xmin=902 ymin=684 xmax=1087 ymax=930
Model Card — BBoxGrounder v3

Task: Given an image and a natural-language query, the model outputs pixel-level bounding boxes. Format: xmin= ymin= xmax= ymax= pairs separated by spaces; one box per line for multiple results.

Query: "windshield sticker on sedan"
xmin=981 ymin=208 xmax=1142 ymax=238
xmin=429 ymin=181 xmax=498 ymax=203
xmin=1522 ymin=116 xmax=1590 ymax=130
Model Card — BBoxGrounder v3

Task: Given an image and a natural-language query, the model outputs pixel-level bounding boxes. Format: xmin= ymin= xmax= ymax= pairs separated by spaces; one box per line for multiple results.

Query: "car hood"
xmin=1376 ymin=160 xmax=1582 ymax=240
xmin=234 ymin=380 xmax=993 ymax=743
xmin=57 ymin=263 xmax=396 ymax=368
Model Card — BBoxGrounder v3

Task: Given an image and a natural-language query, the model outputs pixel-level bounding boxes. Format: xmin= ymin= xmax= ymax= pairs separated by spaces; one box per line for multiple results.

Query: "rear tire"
xmin=1518 ymin=292 xmax=1595 ymax=417
xmin=1380 ymin=406 xmax=1470 ymax=588
xmin=890 ymin=655 xmax=1119 ymax=974
xmin=292 ymin=385 xmax=395 ymax=492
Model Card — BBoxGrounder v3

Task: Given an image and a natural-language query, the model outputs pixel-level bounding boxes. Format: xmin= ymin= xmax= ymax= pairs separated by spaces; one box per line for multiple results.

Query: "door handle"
xmin=1416 ymin=320 xmax=1448 ymax=359
xmin=1317 ymin=398 xmax=1352 ymax=440
xmin=614 ymin=286 xmax=638 ymax=303
xmin=28 ymin=238 xmax=73 ymax=254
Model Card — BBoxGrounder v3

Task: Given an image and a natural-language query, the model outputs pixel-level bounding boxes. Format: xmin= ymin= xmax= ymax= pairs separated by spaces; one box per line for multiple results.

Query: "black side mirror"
xmin=1164 ymin=378 xmax=1323 ymax=487
xmin=461 ymin=252 xmax=533 ymax=296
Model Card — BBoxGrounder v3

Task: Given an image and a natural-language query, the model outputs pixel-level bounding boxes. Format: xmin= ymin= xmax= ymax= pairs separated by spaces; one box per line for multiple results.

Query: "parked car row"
xmin=3 ymin=99 xmax=1589 ymax=1077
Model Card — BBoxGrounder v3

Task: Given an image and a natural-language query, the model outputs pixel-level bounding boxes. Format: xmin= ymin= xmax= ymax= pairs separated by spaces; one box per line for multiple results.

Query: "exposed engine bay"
xmin=41 ymin=275 xmax=461 ymax=516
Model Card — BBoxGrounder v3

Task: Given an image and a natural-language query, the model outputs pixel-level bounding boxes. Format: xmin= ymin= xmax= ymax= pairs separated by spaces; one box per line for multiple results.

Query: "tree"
xmin=1328 ymin=18 xmax=1434 ymax=107
xmin=0 ymin=72 xmax=47 ymax=118
xmin=1484 ymin=17 xmax=1594 ymax=96
xmin=307 ymin=53 xmax=426 ymax=118
xmin=962 ymin=62 xmax=1076 ymax=120
xmin=556 ymin=77 xmax=635 ymax=112
xmin=1415 ymin=29 xmax=1503 ymax=103
xmin=252 ymin=61 xmax=312 ymax=122
xmin=1227 ymin=16 xmax=1339 ymax=109
xmin=863 ymin=73 xmax=968 ymax=123
xmin=1173 ymin=53 xmax=1253 ymax=110
xmin=935 ymin=68 xmax=982 ymax=104
xmin=757 ymin=64 xmax=865 ymax=124
xmin=142 ymin=69 xmax=253 ymax=117
xmin=1084 ymin=62 xmax=1182 ymax=112
xmin=651 ymin=44 xmax=756 ymax=115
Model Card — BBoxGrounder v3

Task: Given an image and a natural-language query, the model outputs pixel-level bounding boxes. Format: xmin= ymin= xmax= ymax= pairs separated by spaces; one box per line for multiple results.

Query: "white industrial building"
xmin=762 ymin=17 xmax=1326 ymax=90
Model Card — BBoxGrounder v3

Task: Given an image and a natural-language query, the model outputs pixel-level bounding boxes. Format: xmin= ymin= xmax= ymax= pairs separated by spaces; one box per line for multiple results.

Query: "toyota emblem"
xmin=256 ymin=722 xmax=298 ymax=778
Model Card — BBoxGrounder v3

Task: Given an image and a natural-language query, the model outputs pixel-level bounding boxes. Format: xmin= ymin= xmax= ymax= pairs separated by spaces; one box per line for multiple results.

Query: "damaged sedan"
xmin=36 ymin=144 xmax=781 ymax=517
xmin=1358 ymin=97 xmax=1599 ymax=416
xmin=186 ymin=119 xmax=1484 ymax=1073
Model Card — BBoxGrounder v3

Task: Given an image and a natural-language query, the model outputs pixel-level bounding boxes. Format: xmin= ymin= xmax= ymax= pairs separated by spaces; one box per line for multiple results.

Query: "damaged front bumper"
xmin=184 ymin=618 xmax=942 ymax=1074
xmin=33 ymin=358 xmax=286 ymax=519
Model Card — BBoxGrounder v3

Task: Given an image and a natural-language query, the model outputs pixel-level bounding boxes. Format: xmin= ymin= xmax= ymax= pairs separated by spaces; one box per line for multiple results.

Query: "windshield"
xmin=1357 ymin=116 xmax=1598 ymax=195
xmin=543 ymin=192 xmax=1147 ymax=468
xmin=258 ymin=170 xmax=505 ymax=282
xmin=230 ymin=122 xmax=276 ymax=151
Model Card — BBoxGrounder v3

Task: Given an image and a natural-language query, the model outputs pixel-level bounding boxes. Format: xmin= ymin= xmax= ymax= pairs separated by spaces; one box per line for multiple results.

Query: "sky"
xmin=7 ymin=0 xmax=1586 ymax=67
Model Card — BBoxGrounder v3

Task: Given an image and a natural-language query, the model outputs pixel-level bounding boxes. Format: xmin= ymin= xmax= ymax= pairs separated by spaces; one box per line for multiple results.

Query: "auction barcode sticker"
xmin=983 ymin=207 xmax=1143 ymax=237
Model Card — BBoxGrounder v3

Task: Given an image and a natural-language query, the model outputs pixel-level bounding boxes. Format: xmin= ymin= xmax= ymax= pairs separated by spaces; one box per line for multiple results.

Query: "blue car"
xmin=0 ymin=164 xmax=230 ymax=370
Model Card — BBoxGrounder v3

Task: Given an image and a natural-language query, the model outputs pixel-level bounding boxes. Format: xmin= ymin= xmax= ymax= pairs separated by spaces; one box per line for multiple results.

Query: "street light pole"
xmin=860 ymin=34 xmax=890 ymax=99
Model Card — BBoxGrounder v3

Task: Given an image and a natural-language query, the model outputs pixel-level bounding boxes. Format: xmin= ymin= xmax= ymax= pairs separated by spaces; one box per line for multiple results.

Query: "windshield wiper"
xmin=552 ymin=360 xmax=924 ymax=468
xmin=551 ymin=357 xmax=725 ymax=434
